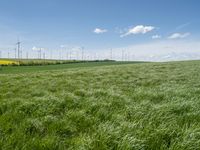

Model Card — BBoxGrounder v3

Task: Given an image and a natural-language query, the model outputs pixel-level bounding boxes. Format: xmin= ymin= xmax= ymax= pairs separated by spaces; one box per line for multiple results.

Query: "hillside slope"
xmin=0 ymin=61 xmax=200 ymax=149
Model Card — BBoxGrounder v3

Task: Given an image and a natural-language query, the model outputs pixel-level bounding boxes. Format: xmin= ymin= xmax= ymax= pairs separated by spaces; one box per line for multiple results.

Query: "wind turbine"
xmin=110 ymin=48 xmax=113 ymax=60
xmin=121 ymin=50 xmax=125 ymax=61
xmin=14 ymin=48 xmax=17 ymax=59
xmin=7 ymin=51 xmax=10 ymax=59
xmin=32 ymin=46 xmax=44 ymax=59
xmin=16 ymin=39 xmax=21 ymax=59
xmin=26 ymin=52 xmax=29 ymax=59
xmin=80 ymin=46 xmax=84 ymax=61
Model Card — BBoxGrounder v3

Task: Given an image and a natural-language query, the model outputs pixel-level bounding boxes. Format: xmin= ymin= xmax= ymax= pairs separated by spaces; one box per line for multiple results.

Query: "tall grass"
xmin=0 ymin=61 xmax=200 ymax=149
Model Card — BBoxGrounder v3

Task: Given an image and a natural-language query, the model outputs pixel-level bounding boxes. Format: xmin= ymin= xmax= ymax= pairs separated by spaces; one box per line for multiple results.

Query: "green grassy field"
xmin=0 ymin=61 xmax=142 ymax=74
xmin=0 ymin=60 xmax=200 ymax=149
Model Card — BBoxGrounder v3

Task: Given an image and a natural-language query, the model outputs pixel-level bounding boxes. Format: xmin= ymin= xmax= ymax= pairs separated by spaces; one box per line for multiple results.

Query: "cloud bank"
xmin=109 ymin=40 xmax=200 ymax=61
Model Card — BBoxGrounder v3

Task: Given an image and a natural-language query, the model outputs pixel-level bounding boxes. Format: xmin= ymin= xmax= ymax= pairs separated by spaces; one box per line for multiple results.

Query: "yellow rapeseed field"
xmin=0 ymin=60 xmax=19 ymax=65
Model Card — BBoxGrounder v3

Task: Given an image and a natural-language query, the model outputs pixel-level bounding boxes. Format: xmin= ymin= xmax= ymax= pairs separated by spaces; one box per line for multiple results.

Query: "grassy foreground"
xmin=0 ymin=60 xmax=200 ymax=149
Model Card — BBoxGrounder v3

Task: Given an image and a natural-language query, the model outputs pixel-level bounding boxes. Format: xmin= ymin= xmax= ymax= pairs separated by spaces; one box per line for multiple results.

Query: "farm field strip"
xmin=0 ymin=60 xmax=18 ymax=65
xmin=0 ymin=61 xmax=145 ymax=74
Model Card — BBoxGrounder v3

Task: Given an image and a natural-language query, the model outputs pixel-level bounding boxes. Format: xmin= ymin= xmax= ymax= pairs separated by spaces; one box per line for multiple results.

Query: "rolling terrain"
xmin=0 ymin=60 xmax=200 ymax=149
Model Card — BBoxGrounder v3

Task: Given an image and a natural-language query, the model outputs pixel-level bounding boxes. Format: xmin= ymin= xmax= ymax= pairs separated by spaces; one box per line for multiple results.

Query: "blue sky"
xmin=0 ymin=0 xmax=200 ymax=61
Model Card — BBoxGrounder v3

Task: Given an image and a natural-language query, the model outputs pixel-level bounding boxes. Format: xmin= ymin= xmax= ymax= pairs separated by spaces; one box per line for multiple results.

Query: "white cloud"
xmin=152 ymin=35 xmax=161 ymax=39
xmin=168 ymin=32 xmax=190 ymax=39
xmin=121 ymin=25 xmax=155 ymax=37
xmin=93 ymin=28 xmax=107 ymax=34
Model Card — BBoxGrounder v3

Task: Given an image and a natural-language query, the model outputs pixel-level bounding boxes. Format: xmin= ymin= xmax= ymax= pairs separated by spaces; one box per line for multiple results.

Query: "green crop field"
xmin=0 ymin=61 xmax=143 ymax=74
xmin=1 ymin=60 xmax=200 ymax=149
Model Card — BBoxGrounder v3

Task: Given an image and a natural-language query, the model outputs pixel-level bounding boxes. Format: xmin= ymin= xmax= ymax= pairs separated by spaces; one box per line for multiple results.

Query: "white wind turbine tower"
xmin=121 ymin=50 xmax=125 ymax=61
xmin=81 ymin=46 xmax=84 ymax=61
xmin=60 ymin=45 xmax=68 ymax=60
xmin=75 ymin=46 xmax=83 ymax=60
xmin=0 ymin=48 xmax=4 ymax=58
xmin=70 ymin=46 xmax=78 ymax=60
xmin=110 ymin=48 xmax=113 ymax=60
xmin=60 ymin=45 xmax=69 ymax=60
xmin=7 ymin=51 xmax=10 ymax=59
xmin=14 ymin=48 xmax=17 ymax=59
xmin=16 ymin=39 xmax=21 ymax=59
xmin=32 ymin=46 xmax=44 ymax=59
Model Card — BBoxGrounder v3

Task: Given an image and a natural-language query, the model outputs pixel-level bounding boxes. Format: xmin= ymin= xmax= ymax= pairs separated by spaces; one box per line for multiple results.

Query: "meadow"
xmin=0 ymin=60 xmax=200 ymax=149
xmin=0 ymin=61 xmax=140 ymax=74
